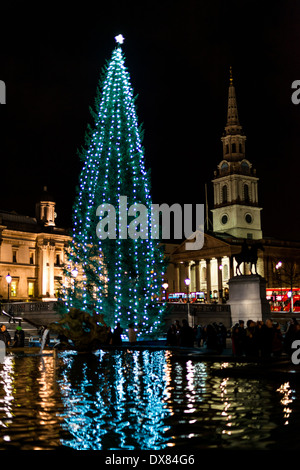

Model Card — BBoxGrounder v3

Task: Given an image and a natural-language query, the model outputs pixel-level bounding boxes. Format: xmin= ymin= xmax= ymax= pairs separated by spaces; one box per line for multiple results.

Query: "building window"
xmin=244 ymin=184 xmax=250 ymax=202
xmin=220 ymin=161 xmax=229 ymax=175
xmin=222 ymin=185 xmax=228 ymax=203
xmin=12 ymin=250 xmax=17 ymax=263
xmin=232 ymin=143 xmax=236 ymax=153
xmin=55 ymin=254 xmax=61 ymax=266
xmin=10 ymin=280 xmax=18 ymax=297
xmin=30 ymin=252 xmax=34 ymax=265
xmin=241 ymin=160 xmax=250 ymax=174
xmin=54 ymin=276 xmax=62 ymax=297
xmin=28 ymin=281 xmax=35 ymax=297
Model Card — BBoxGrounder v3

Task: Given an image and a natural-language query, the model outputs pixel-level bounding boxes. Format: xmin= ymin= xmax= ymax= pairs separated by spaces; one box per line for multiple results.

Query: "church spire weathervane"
xmin=229 ymin=65 xmax=233 ymax=85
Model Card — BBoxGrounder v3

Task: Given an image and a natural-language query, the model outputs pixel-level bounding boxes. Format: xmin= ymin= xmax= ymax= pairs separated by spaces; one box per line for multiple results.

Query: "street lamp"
xmin=162 ymin=282 xmax=168 ymax=302
xmin=275 ymin=261 xmax=283 ymax=309
xmin=71 ymin=267 xmax=78 ymax=294
xmin=185 ymin=277 xmax=192 ymax=325
xmin=6 ymin=273 xmax=12 ymax=302
xmin=71 ymin=268 xmax=78 ymax=279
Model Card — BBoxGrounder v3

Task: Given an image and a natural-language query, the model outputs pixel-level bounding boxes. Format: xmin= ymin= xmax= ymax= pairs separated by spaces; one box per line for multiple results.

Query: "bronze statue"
xmin=233 ymin=241 xmax=264 ymax=275
xmin=48 ymin=308 xmax=109 ymax=351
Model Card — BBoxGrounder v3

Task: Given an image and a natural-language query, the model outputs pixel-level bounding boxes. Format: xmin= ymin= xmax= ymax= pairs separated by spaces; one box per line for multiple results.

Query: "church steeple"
xmin=221 ymin=67 xmax=246 ymax=162
xmin=226 ymin=67 xmax=241 ymax=130
xmin=211 ymin=69 xmax=263 ymax=240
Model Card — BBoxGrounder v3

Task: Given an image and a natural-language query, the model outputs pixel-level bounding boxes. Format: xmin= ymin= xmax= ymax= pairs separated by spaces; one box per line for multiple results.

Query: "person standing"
xmin=0 ymin=324 xmax=11 ymax=347
xmin=13 ymin=325 xmax=25 ymax=347
xmin=112 ymin=322 xmax=123 ymax=345
xmin=180 ymin=319 xmax=194 ymax=347
xmin=128 ymin=323 xmax=137 ymax=344
xmin=167 ymin=324 xmax=177 ymax=346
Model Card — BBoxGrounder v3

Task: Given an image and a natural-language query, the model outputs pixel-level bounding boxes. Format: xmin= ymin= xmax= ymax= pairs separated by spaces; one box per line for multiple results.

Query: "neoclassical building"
xmin=0 ymin=187 xmax=71 ymax=302
xmin=165 ymin=70 xmax=300 ymax=303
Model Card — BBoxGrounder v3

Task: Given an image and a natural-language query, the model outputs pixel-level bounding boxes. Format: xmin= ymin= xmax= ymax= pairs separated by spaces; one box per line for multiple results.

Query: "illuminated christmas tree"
xmin=64 ymin=35 xmax=166 ymax=337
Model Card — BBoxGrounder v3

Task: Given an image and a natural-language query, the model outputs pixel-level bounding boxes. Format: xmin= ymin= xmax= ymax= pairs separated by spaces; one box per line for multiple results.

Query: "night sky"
xmin=0 ymin=1 xmax=299 ymax=241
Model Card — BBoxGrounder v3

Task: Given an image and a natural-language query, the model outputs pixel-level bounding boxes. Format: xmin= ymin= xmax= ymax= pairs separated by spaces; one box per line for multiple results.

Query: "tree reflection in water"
xmin=0 ymin=350 xmax=297 ymax=450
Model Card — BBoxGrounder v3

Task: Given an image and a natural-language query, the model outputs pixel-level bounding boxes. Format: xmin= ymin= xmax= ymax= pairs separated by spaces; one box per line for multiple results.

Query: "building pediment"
xmin=170 ymin=231 xmax=233 ymax=261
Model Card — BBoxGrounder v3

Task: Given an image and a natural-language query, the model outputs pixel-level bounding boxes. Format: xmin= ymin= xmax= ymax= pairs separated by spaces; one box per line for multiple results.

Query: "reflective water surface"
xmin=0 ymin=349 xmax=299 ymax=450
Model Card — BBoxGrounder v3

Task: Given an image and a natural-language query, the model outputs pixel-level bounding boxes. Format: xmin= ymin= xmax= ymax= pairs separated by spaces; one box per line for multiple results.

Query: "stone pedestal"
xmin=228 ymin=275 xmax=270 ymax=325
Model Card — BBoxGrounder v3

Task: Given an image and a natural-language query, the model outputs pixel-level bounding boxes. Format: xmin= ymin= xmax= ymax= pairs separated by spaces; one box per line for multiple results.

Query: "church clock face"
xmin=221 ymin=214 xmax=228 ymax=225
xmin=245 ymin=213 xmax=252 ymax=224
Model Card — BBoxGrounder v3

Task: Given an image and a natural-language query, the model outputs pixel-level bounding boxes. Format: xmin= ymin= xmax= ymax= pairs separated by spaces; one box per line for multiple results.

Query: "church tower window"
xmin=241 ymin=160 xmax=250 ymax=174
xmin=222 ymin=185 xmax=228 ymax=203
xmin=244 ymin=184 xmax=250 ymax=203
xmin=220 ymin=162 xmax=229 ymax=175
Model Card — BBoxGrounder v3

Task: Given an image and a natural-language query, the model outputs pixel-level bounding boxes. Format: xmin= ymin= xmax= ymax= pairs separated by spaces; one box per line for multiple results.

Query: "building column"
xmin=195 ymin=260 xmax=200 ymax=292
xmin=217 ymin=257 xmax=223 ymax=302
xmin=49 ymin=244 xmax=55 ymax=297
xmin=38 ymin=244 xmax=48 ymax=297
xmin=230 ymin=254 xmax=234 ymax=278
xmin=174 ymin=263 xmax=180 ymax=292
xmin=206 ymin=259 xmax=211 ymax=302
xmin=185 ymin=262 xmax=191 ymax=281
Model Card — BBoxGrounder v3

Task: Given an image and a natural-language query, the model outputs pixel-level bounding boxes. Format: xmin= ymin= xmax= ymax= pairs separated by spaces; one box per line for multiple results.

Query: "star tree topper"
xmin=115 ymin=34 xmax=125 ymax=45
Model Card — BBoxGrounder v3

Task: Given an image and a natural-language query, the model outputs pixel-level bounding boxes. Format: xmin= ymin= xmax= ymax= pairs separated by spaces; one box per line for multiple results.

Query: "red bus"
xmin=167 ymin=292 xmax=206 ymax=303
xmin=266 ymin=288 xmax=300 ymax=312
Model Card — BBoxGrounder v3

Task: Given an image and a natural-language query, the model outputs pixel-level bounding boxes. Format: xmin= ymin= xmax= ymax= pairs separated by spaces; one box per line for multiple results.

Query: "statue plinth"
xmin=228 ymin=275 xmax=270 ymax=325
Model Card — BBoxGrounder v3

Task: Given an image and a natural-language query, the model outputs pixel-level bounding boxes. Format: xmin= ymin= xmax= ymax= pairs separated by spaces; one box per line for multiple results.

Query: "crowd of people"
xmin=0 ymin=316 xmax=298 ymax=358
xmin=231 ymin=317 xmax=300 ymax=358
xmin=0 ymin=323 xmax=25 ymax=347
xmin=166 ymin=319 xmax=227 ymax=352
xmin=166 ymin=317 xmax=300 ymax=358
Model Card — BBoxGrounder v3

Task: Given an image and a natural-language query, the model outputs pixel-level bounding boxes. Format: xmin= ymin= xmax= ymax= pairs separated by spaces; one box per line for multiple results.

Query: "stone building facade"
xmin=0 ymin=187 xmax=71 ymax=302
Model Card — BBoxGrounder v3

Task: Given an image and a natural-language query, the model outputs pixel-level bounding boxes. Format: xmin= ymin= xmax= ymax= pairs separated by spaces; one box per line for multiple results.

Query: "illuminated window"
xmin=28 ymin=281 xmax=35 ymax=297
xmin=10 ymin=280 xmax=18 ymax=297
xmin=54 ymin=276 xmax=62 ymax=297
